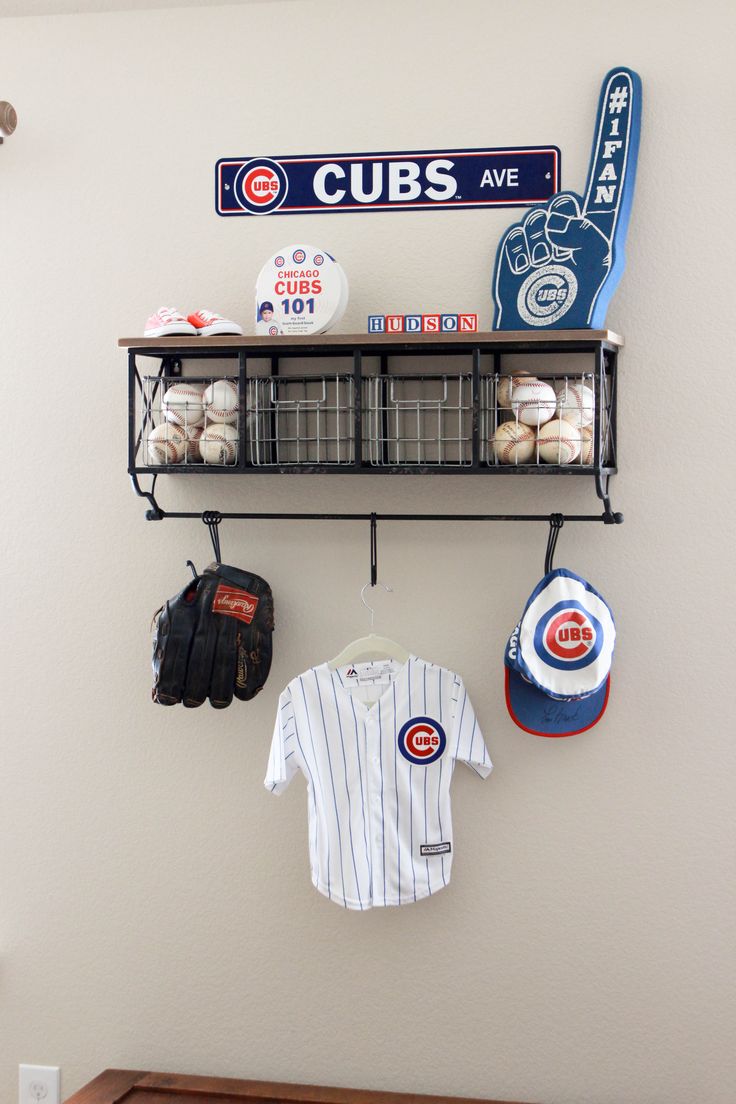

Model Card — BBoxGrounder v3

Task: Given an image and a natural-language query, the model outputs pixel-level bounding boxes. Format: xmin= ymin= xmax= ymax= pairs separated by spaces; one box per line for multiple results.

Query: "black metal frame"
xmin=127 ymin=332 xmax=622 ymax=525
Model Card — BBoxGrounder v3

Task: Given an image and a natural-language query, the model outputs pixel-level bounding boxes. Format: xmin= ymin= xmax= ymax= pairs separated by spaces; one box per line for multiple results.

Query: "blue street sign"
xmin=492 ymin=67 xmax=642 ymax=330
xmin=216 ymin=147 xmax=560 ymax=216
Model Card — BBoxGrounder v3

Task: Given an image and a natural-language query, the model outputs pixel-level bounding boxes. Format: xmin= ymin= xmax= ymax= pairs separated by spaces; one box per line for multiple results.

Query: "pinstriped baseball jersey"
xmin=265 ymin=655 xmax=492 ymax=909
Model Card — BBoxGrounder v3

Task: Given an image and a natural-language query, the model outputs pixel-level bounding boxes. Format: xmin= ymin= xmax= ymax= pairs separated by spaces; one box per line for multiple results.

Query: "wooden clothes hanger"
xmin=328 ymin=583 xmax=411 ymax=670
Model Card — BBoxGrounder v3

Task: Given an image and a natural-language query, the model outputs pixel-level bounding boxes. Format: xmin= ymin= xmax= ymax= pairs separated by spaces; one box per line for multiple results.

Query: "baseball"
xmin=556 ymin=382 xmax=595 ymax=427
xmin=492 ymin=420 xmax=536 ymax=464
xmin=203 ymin=379 xmax=239 ymax=424
xmin=580 ymin=425 xmax=594 ymax=465
xmin=146 ymin=422 xmax=185 ymax=465
xmin=162 ymin=382 xmax=205 ymax=427
xmin=200 ymin=422 xmax=238 ymax=465
xmin=537 ymin=418 xmax=581 ymax=464
xmin=497 ymin=371 xmax=535 ymax=409
xmin=510 ymin=380 xmax=557 ymax=426
xmin=181 ymin=423 xmax=204 ymax=463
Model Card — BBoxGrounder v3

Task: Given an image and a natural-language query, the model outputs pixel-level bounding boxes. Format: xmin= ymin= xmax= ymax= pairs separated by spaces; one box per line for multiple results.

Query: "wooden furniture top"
xmin=118 ymin=329 xmax=623 ymax=350
xmin=64 ymin=1069 xmax=539 ymax=1104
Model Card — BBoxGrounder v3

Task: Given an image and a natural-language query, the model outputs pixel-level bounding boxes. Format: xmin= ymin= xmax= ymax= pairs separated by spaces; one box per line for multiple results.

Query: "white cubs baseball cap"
xmin=504 ymin=568 xmax=616 ymax=737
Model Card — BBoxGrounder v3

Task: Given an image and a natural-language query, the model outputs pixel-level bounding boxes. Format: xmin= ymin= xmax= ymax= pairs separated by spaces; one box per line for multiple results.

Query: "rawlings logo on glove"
xmin=212 ymin=584 xmax=259 ymax=624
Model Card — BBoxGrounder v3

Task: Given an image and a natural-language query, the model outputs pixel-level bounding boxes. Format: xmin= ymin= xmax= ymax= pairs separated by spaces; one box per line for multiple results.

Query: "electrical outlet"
xmin=19 ymin=1066 xmax=60 ymax=1104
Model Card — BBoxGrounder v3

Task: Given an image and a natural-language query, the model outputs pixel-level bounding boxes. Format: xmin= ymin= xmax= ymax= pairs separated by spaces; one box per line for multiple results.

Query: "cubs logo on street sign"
xmin=234 ymin=157 xmax=289 ymax=214
xmin=216 ymin=146 xmax=560 ymax=216
xmin=398 ymin=717 xmax=447 ymax=766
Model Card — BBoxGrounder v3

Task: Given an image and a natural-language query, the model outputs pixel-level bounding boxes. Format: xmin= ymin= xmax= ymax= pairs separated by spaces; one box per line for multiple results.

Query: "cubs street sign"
xmin=215 ymin=146 xmax=560 ymax=216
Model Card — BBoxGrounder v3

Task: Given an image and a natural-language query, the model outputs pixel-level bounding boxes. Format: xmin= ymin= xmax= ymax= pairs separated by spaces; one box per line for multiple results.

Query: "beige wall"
xmin=1 ymin=2 xmax=734 ymax=1102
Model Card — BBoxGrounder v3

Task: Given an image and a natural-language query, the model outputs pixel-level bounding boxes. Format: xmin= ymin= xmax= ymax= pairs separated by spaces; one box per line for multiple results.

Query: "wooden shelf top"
xmin=64 ymin=1068 xmax=537 ymax=1104
xmin=119 ymin=329 xmax=623 ymax=351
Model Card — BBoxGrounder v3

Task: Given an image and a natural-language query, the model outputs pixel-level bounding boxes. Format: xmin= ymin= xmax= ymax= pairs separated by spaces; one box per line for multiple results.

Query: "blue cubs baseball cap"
xmin=504 ymin=568 xmax=615 ymax=738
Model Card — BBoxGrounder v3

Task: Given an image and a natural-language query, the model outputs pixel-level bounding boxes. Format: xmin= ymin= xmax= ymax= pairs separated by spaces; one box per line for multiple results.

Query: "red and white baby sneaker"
xmin=187 ymin=309 xmax=244 ymax=336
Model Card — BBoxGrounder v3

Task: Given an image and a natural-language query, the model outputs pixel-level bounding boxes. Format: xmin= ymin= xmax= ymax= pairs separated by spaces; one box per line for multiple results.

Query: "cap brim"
xmin=505 ymin=667 xmax=610 ymax=738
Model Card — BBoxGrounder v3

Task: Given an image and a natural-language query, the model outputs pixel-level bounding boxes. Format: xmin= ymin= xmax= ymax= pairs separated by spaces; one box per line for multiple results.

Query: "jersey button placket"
xmin=365 ymin=714 xmax=383 ymax=904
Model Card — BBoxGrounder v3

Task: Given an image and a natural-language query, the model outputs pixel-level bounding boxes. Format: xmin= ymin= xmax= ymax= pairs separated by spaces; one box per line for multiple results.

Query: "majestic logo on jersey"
xmin=420 ymin=842 xmax=451 ymax=856
xmin=398 ymin=716 xmax=447 ymax=765
xmin=533 ymin=601 xmax=603 ymax=672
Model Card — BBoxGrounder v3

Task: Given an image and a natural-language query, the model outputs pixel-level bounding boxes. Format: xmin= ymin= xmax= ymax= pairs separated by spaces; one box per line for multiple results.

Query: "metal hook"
xmin=360 ymin=581 xmax=393 ymax=630
xmin=370 ymin=512 xmax=378 ymax=587
xmin=544 ymin=513 xmax=564 ymax=574
xmin=202 ymin=510 xmax=223 ymax=563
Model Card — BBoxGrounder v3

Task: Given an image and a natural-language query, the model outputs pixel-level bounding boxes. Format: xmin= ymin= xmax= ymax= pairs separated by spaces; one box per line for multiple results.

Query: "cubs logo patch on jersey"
xmin=504 ymin=568 xmax=615 ymax=738
xmin=398 ymin=717 xmax=447 ymax=765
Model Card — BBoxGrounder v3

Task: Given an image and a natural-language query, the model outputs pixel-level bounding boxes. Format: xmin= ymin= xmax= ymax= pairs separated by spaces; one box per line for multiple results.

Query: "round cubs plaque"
xmin=255 ymin=244 xmax=348 ymax=336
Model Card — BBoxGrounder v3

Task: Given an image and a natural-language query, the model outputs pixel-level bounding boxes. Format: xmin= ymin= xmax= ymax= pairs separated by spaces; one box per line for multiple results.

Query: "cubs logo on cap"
xmin=504 ymin=568 xmax=615 ymax=737
xmin=398 ymin=717 xmax=447 ymax=765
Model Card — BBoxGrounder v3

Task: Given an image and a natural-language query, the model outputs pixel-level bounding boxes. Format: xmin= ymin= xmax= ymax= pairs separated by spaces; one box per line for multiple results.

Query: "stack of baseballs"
xmin=491 ymin=371 xmax=597 ymax=466
xmin=144 ymin=379 xmax=240 ymax=465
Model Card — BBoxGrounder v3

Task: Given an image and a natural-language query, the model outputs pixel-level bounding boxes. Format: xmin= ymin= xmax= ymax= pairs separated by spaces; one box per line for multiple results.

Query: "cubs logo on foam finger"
xmin=504 ymin=568 xmax=616 ymax=737
xmin=397 ymin=717 xmax=447 ymax=765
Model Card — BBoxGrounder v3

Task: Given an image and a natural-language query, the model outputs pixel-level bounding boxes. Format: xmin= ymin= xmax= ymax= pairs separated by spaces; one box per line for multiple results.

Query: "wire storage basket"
xmin=364 ymin=373 xmax=474 ymax=466
xmin=247 ymin=374 xmax=355 ymax=466
xmin=481 ymin=366 xmax=614 ymax=469
xmin=138 ymin=374 xmax=241 ymax=468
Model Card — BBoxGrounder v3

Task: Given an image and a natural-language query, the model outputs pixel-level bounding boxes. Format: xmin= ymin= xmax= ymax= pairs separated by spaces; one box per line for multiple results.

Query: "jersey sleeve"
xmin=449 ymin=676 xmax=493 ymax=778
xmin=264 ymin=688 xmax=300 ymax=795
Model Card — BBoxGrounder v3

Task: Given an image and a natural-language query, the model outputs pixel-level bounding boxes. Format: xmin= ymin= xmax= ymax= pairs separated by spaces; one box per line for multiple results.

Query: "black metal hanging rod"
xmin=142 ymin=508 xmax=622 ymax=523
xmin=130 ymin=472 xmax=622 ymax=524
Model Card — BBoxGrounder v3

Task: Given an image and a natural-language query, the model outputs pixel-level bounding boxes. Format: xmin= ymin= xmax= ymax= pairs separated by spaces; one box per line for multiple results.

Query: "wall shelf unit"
xmin=121 ymin=329 xmax=623 ymax=524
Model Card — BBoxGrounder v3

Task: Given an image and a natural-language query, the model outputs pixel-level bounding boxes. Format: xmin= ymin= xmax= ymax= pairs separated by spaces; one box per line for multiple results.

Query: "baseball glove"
xmin=151 ymin=562 xmax=275 ymax=708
